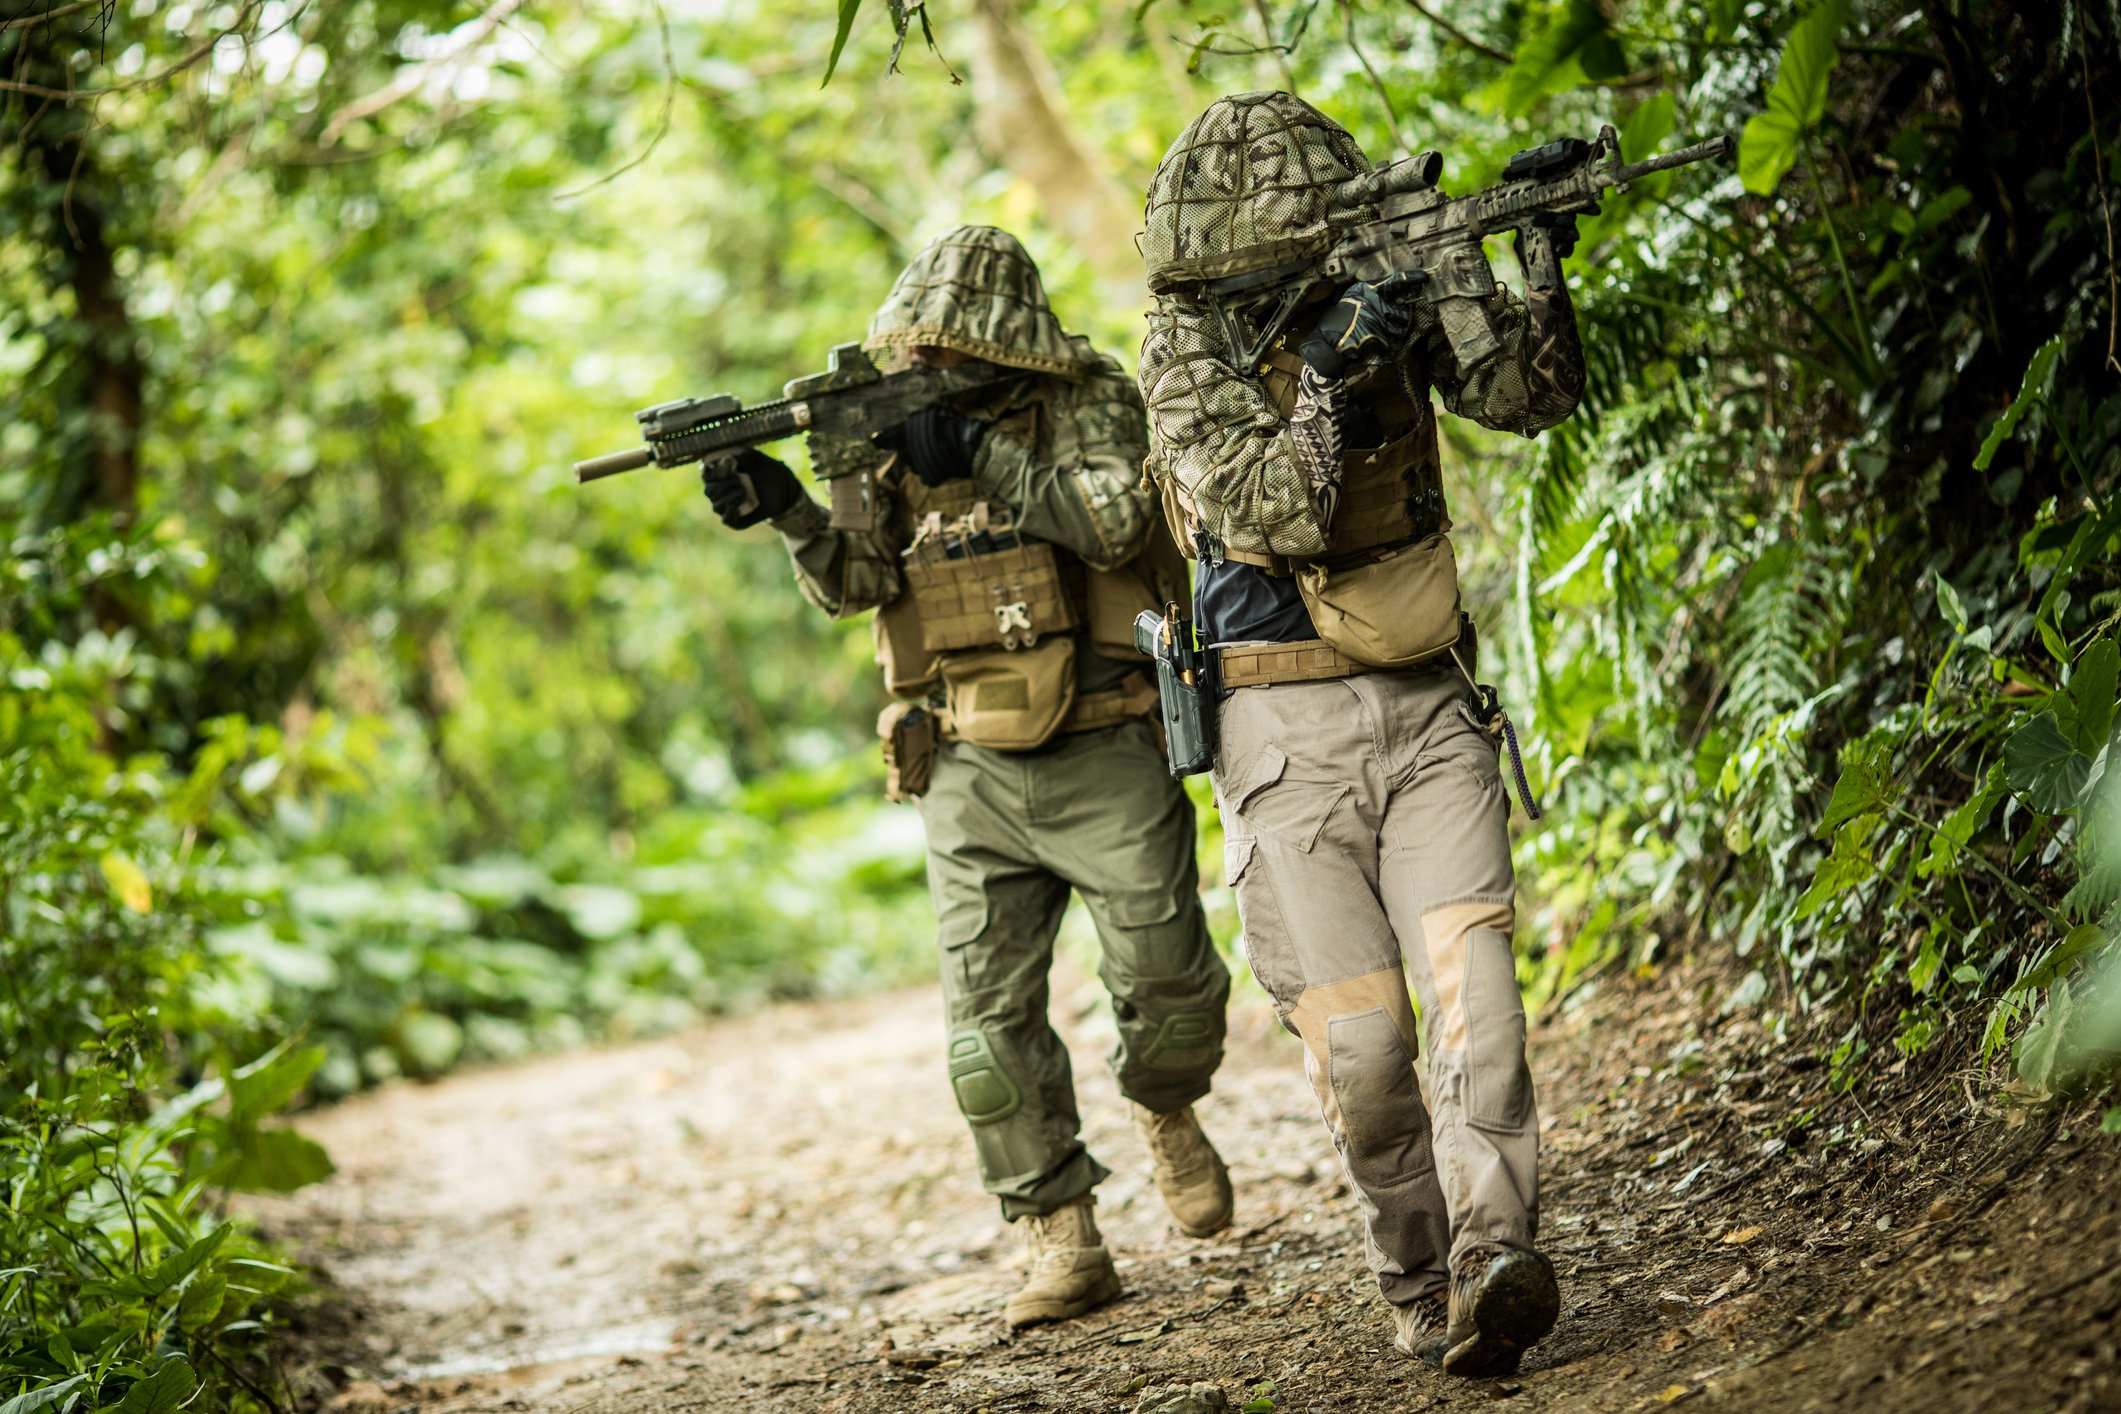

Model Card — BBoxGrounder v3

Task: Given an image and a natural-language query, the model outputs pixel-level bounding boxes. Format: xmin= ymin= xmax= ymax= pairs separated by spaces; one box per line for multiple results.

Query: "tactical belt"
xmin=1216 ymin=637 xmax=1375 ymax=689
xmin=1062 ymin=672 xmax=1164 ymax=732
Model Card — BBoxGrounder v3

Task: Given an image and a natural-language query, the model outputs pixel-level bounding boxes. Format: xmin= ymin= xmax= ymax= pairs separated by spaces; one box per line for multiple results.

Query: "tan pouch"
xmin=1295 ymin=531 xmax=1464 ymax=669
xmin=938 ymin=637 xmax=1077 ymax=751
xmin=904 ymin=540 xmax=1082 ymax=654
xmin=874 ymin=592 xmax=939 ymax=696
xmin=877 ymin=701 xmax=938 ymax=802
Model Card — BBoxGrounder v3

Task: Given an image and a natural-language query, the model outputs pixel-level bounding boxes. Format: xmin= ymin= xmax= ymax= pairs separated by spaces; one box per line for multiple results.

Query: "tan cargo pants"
xmin=918 ymin=719 xmax=1232 ymax=1220
xmin=1214 ymin=665 xmax=1536 ymax=1304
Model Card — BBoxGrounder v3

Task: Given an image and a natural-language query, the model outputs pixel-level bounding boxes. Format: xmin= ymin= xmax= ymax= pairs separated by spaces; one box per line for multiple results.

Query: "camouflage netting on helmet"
xmin=865 ymin=225 xmax=1100 ymax=377
xmin=1139 ymin=91 xmax=1373 ymax=294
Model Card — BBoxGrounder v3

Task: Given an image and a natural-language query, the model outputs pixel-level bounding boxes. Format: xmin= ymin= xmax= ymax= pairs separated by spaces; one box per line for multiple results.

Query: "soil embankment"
xmin=258 ymin=965 xmax=2121 ymax=1413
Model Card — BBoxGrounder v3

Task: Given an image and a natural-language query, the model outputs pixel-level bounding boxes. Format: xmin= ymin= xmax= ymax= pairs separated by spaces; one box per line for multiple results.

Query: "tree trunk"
xmin=966 ymin=0 xmax=1145 ymax=309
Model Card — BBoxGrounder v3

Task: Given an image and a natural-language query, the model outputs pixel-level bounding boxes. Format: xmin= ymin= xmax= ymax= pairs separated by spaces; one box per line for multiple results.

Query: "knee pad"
xmin=1142 ymin=1010 xmax=1223 ymax=1072
xmin=946 ymin=1027 xmax=1022 ymax=1125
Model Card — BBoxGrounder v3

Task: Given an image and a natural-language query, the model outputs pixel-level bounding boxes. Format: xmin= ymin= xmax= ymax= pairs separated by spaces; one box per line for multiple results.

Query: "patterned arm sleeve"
xmin=968 ymin=370 xmax=1153 ymax=572
xmin=771 ymin=492 xmax=906 ymax=618
xmin=1424 ymin=283 xmax=1584 ymax=437
xmin=1138 ymin=303 xmax=1333 ymax=559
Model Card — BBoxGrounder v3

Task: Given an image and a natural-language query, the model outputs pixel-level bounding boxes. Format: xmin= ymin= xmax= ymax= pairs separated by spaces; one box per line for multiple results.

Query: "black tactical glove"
xmin=702 ymin=448 xmax=802 ymax=530
xmin=1299 ymin=270 xmax=1426 ymax=380
xmin=884 ymin=406 xmax=987 ymax=488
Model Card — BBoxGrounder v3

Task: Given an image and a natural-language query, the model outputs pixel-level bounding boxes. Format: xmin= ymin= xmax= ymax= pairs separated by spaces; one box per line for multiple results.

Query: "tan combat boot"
xmin=1438 ymin=1243 xmax=1560 ymax=1377
xmin=1131 ymin=1102 xmax=1235 ymax=1238
xmin=1388 ymin=1289 xmax=1449 ymax=1365
xmin=1003 ymin=1196 xmax=1122 ymax=1329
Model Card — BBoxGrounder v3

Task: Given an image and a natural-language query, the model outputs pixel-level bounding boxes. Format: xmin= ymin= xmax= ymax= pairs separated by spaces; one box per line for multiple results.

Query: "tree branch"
xmin=1400 ymin=0 xmax=1513 ymax=65
xmin=0 ymin=1 xmax=101 ymax=32
xmin=319 ymin=0 xmax=522 ymax=145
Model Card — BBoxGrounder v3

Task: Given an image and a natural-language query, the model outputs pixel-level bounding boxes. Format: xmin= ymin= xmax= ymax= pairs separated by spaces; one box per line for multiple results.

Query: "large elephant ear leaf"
xmin=1739 ymin=0 xmax=1849 ymax=194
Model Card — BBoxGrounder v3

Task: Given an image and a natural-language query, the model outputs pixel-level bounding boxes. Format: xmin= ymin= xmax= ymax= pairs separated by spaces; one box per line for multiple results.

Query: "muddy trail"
xmin=257 ymin=961 xmax=2121 ymax=1414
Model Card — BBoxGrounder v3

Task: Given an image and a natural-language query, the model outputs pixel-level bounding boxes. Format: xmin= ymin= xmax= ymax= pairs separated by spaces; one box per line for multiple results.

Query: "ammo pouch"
xmin=878 ymin=701 xmax=938 ymax=802
xmin=904 ymin=539 xmax=1082 ymax=654
xmin=1296 ymin=531 xmax=1464 ymax=669
xmin=938 ymin=637 xmax=1078 ymax=751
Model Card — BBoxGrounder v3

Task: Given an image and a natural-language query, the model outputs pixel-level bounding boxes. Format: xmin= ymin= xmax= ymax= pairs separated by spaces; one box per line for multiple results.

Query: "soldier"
xmin=703 ymin=225 xmax=1235 ymax=1328
xmin=1135 ymin=94 xmax=1585 ymax=1377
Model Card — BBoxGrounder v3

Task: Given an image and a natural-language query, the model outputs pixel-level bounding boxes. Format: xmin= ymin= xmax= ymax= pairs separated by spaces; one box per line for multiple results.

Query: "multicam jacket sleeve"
xmin=1418 ymin=283 xmax=1584 ymax=437
xmin=771 ymin=487 xmax=906 ymax=619
xmin=1137 ymin=303 xmax=1334 ymax=559
xmin=967 ymin=366 xmax=1155 ymax=572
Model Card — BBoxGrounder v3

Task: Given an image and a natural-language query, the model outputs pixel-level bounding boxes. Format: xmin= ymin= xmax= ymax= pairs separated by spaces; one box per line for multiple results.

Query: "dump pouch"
xmin=1295 ymin=531 xmax=1463 ymax=669
xmin=938 ymin=637 xmax=1078 ymax=751
xmin=878 ymin=701 xmax=938 ymax=802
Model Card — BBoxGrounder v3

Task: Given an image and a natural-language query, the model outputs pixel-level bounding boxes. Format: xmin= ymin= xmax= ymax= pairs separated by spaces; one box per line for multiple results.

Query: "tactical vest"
xmin=1155 ymin=340 xmax=1465 ymax=674
xmin=1158 ymin=346 xmax=1449 ymax=576
xmin=872 ymin=463 xmax=1182 ymax=753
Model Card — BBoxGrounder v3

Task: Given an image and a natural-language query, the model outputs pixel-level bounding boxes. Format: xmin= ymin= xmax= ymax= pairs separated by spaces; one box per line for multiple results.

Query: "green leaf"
xmin=1934 ymin=573 xmax=1968 ymax=633
xmin=1796 ymin=818 xmax=1876 ymax=918
xmin=2004 ymin=713 xmax=2093 ymax=814
xmin=822 ymin=0 xmax=865 ymax=85
xmin=1618 ymin=92 xmax=1677 ymax=166
xmin=2014 ymin=924 xmax=2111 ymax=994
xmin=2014 ymin=982 xmax=2071 ymax=1091
xmin=1973 ymin=337 xmax=2064 ymax=471
xmin=1817 ymin=748 xmax=1889 ymax=835
xmin=1738 ymin=0 xmax=1849 ymax=195
xmin=1908 ymin=930 xmax=1946 ymax=993
xmin=228 ymin=1040 xmax=326 ymax=1126
xmin=2063 ymin=639 xmax=2119 ymax=756
xmin=0 ymin=1375 xmax=87 ymax=1414
xmin=176 ymin=1273 xmax=226 ymax=1332
xmin=1494 ymin=0 xmax=1628 ymax=114
xmin=142 ymin=1225 xmax=228 ymax=1298
xmin=221 ymin=1128 xmax=335 ymax=1194
xmin=111 ymin=1359 xmax=195 ymax=1414
xmin=1920 ymin=763 xmax=2008 ymax=878
xmin=2102 ymin=1106 xmax=2121 ymax=1136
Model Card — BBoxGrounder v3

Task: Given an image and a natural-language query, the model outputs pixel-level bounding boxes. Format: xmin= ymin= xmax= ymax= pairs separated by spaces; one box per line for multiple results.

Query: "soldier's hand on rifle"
xmin=1299 ymin=270 xmax=1426 ymax=380
xmin=884 ymin=406 xmax=987 ymax=488
xmin=702 ymin=448 xmax=802 ymax=530
xmin=1516 ymin=207 xmax=1594 ymax=290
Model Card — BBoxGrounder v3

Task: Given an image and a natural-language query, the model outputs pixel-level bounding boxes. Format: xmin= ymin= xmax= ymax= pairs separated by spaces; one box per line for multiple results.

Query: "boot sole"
xmin=1440 ymin=1250 xmax=1559 ymax=1379
xmin=1003 ymin=1267 xmax=1123 ymax=1330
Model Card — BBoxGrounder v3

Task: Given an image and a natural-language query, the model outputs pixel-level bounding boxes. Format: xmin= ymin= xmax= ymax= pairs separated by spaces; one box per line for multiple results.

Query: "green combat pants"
xmin=1214 ymin=664 xmax=1536 ymax=1306
xmin=916 ymin=718 xmax=1231 ymax=1220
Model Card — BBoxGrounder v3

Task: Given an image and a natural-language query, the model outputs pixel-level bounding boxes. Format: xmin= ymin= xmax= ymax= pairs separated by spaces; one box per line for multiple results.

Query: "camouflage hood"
xmin=864 ymin=225 xmax=1100 ymax=377
xmin=1140 ymin=91 xmax=1374 ymax=296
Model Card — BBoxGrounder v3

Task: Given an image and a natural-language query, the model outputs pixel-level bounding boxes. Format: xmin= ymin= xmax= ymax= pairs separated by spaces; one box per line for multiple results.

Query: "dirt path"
xmin=259 ymin=964 xmax=2121 ymax=1414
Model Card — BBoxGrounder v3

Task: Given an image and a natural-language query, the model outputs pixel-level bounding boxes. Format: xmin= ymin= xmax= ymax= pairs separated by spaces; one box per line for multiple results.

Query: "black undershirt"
xmin=1194 ymin=554 xmax=1315 ymax=645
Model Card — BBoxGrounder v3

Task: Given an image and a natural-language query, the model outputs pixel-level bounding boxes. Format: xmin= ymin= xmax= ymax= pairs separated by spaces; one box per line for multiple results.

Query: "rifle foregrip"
xmin=575 ymin=446 xmax=654 ymax=483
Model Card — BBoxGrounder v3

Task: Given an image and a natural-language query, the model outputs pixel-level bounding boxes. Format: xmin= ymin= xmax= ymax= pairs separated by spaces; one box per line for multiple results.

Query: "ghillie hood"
xmin=864 ymin=225 xmax=1100 ymax=377
xmin=1139 ymin=91 xmax=1375 ymax=295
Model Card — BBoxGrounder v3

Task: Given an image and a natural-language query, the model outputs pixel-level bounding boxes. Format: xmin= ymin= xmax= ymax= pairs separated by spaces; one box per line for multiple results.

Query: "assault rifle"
xmin=1158 ymin=124 xmax=1732 ymax=372
xmin=572 ymin=343 xmax=1024 ymax=529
